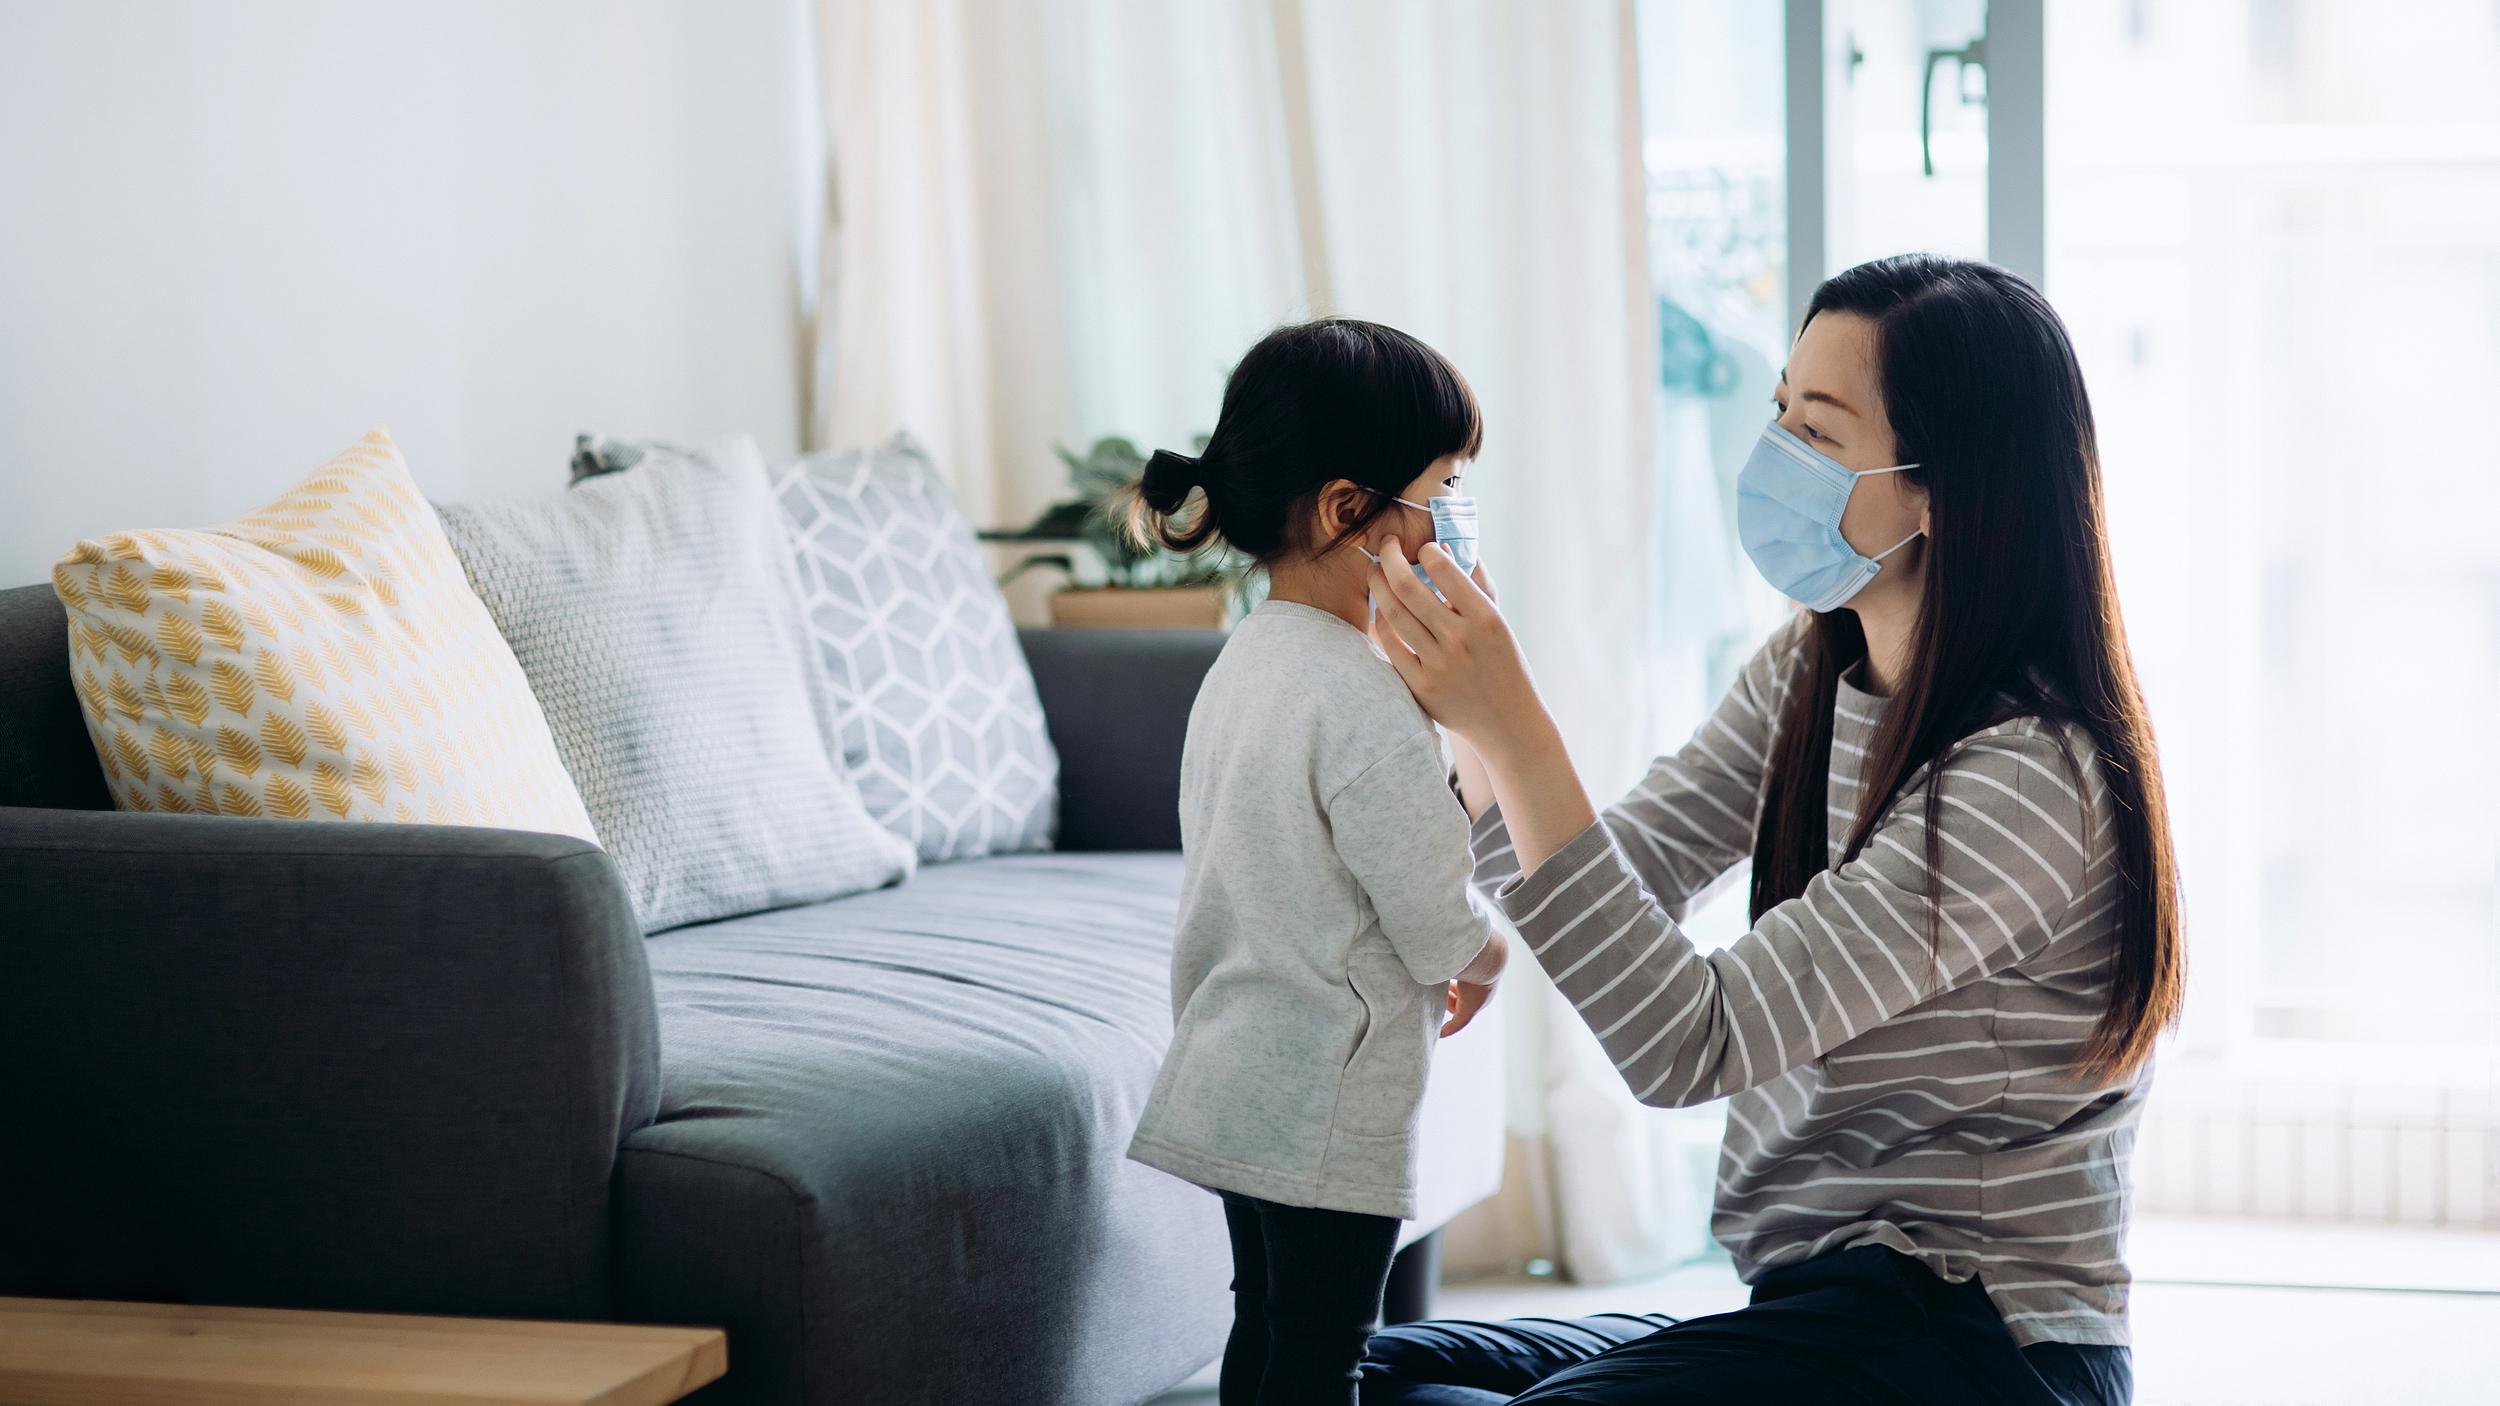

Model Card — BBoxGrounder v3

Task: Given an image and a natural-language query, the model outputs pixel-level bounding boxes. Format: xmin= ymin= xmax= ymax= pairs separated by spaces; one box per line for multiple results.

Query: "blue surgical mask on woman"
xmin=1736 ymin=421 xmax=1920 ymax=612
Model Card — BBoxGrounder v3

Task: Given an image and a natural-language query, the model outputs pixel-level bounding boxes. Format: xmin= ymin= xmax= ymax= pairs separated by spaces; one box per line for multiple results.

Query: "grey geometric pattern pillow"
xmin=774 ymin=435 xmax=1058 ymax=862
xmin=437 ymin=436 xmax=916 ymax=933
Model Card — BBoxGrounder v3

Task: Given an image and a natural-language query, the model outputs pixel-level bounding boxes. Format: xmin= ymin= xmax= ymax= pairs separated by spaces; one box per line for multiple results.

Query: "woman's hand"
xmin=1368 ymin=538 xmax=1598 ymax=878
xmin=1364 ymin=539 xmax=1538 ymax=744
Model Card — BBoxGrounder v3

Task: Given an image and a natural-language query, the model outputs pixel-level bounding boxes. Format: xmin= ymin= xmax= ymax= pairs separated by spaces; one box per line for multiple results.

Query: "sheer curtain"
xmin=815 ymin=0 xmax=1683 ymax=1281
xmin=812 ymin=0 xmax=1309 ymax=532
xmin=812 ymin=0 xmax=997 ymax=515
xmin=1297 ymin=0 xmax=1663 ymax=802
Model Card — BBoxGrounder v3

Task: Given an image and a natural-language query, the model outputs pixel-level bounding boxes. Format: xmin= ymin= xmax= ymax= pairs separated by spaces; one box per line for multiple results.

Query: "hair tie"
xmin=1140 ymin=448 xmax=1204 ymax=513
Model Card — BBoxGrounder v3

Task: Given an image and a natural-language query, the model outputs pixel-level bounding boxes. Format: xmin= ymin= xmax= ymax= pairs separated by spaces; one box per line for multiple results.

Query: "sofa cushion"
xmin=48 ymin=430 xmax=597 ymax=839
xmin=773 ymin=436 xmax=1058 ymax=863
xmin=613 ymin=852 xmax=1228 ymax=1406
xmin=437 ymin=438 xmax=915 ymax=934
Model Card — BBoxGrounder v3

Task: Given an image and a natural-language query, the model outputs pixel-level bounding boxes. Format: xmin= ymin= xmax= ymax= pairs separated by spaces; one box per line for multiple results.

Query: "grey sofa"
xmin=0 ymin=579 xmax=1237 ymax=1405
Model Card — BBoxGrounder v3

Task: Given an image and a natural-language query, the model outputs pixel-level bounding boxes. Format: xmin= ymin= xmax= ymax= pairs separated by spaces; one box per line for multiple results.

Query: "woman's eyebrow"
xmin=1799 ymin=388 xmax=1858 ymax=416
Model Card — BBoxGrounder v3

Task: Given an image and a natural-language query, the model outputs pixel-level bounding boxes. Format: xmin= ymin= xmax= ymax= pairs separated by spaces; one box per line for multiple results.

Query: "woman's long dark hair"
xmin=1746 ymin=254 xmax=2182 ymax=1083
xmin=1125 ymin=318 xmax=1482 ymax=563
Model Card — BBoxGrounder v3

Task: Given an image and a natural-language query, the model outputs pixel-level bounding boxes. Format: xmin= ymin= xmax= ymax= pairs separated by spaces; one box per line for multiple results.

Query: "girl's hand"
xmin=1443 ymin=980 xmax=1496 ymax=1037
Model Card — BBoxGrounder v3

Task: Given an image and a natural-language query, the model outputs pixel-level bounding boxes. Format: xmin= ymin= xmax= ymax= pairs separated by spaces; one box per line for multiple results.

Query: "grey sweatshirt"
xmin=1128 ymin=601 xmax=1495 ymax=1219
xmin=1471 ymin=615 xmax=2146 ymax=1347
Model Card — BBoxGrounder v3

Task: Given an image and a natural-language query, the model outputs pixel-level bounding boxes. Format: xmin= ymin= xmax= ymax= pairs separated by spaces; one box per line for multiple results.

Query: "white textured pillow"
xmin=774 ymin=436 xmax=1057 ymax=862
xmin=437 ymin=437 xmax=913 ymax=932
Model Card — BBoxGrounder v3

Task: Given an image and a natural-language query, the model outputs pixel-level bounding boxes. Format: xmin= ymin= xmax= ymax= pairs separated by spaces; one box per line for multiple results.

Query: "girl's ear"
xmin=1315 ymin=479 xmax=1367 ymax=541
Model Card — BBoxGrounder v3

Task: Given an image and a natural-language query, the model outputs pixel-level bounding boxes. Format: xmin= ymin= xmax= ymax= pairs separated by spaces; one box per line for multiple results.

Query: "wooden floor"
xmin=0 ymin=1297 xmax=725 ymax=1406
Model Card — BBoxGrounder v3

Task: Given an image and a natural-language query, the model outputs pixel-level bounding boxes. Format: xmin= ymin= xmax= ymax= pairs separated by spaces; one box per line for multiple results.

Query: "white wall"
xmin=0 ymin=0 xmax=810 ymax=586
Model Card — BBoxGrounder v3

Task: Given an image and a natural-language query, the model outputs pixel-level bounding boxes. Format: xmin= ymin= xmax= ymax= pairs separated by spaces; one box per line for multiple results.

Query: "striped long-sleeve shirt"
xmin=1472 ymin=617 xmax=2145 ymax=1347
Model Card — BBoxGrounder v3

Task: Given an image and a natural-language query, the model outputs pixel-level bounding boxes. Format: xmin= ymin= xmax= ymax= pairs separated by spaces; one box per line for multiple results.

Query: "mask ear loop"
xmin=1855 ymin=463 xmax=1923 ymax=567
xmin=1356 ymin=485 xmax=1437 ymax=514
xmin=1352 ymin=489 xmax=1434 ymax=564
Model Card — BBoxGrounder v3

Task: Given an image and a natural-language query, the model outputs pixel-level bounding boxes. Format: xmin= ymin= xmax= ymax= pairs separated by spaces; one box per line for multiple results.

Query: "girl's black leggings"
xmin=1218 ymin=1191 xmax=1404 ymax=1406
xmin=1356 ymin=1245 xmax=2133 ymax=1406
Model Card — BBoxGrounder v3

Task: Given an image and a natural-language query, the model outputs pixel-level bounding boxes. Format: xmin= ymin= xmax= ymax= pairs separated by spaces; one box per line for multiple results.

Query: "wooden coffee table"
xmin=0 ymin=1296 xmax=726 ymax=1405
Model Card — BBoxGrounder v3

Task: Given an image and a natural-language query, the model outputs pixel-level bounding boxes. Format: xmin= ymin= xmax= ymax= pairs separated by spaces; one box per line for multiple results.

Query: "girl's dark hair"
xmin=1747 ymin=253 xmax=2184 ymax=1083
xmin=1127 ymin=318 xmax=1483 ymax=563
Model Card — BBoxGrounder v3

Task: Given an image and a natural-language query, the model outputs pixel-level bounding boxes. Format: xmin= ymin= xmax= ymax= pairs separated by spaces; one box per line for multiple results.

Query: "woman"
xmin=1359 ymin=255 xmax=2178 ymax=1406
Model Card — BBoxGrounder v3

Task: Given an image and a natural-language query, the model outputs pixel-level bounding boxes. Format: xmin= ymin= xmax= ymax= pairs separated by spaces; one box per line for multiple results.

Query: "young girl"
xmin=1123 ymin=319 xmax=1510 ymax=1406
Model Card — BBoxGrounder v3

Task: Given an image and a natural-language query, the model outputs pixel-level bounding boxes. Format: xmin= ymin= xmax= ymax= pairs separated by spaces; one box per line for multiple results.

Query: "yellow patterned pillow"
xmin=52 ymin=428 xmax=599 ymax=841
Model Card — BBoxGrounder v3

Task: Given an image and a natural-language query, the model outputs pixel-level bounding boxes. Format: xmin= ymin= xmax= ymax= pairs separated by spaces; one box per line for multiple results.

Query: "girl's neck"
xmin=1264 ymin=550 xmax=1372 ymax=633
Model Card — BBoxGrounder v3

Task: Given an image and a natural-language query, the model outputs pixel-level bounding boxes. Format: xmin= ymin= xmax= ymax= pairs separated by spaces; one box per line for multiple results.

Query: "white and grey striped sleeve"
xmin=1493 ymin=723 xmax=2102 ymax=1108
xmin=1468 ymin=619 xmax=1796 ymax=902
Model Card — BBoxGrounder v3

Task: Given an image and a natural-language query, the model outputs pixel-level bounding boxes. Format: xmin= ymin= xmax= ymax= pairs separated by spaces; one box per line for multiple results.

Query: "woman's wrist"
xmin=1447 ymin=731 xmax=1496 ymax=820
xmin=1471 ymin=709 xmax=1572 ymax=785
xmin=1475 ymin=714 xmax=1596 ymax=879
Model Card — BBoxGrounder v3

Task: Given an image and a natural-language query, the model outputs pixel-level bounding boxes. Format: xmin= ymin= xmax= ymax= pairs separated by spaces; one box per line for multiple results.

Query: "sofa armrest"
xmin=1019 ymin=627 xmax=1225 ymax=852
xmin=0 ymin=808 xmax=658 ymax=1320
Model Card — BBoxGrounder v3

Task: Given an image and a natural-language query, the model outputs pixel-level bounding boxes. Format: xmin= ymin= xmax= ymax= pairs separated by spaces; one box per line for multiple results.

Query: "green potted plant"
xmin=981 ymin=436 xmax=1251 ymax=629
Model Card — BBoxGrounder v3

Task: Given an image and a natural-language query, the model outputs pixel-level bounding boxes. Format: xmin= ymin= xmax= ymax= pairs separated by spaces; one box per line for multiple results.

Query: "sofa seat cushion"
xmin=612 ymin=852 xmax=1229 ymax=1406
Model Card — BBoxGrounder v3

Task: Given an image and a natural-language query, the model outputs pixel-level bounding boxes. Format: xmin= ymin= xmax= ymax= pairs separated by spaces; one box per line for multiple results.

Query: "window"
xmin=2050 ymin=0 xmax=2500 ymax=1223
xmin=1642 ymin=0 xmax=2500 ymax=1223
xmin=2049 ymin=0 xmax=2500 ymax=1062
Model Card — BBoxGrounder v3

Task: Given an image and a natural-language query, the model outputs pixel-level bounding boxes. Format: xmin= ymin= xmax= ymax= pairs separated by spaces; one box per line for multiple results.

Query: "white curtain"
xmin=815 ymin=0 xmax=1688 ymax=1284
xmin=813 ymin=0 xmax=1312 ymax=533
xmin=811 ymin=0 xmax=999 ymax=518
xmin=1294 ymin=0 xmax=1661 ymax=802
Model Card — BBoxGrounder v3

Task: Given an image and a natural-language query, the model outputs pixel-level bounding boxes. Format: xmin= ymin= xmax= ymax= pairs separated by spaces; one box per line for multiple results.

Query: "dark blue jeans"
xmin=1220 ymin=1191 xmax=1406 ymax=1406
xmin=1358 ymin=1246 xmax=2132 ymax=1406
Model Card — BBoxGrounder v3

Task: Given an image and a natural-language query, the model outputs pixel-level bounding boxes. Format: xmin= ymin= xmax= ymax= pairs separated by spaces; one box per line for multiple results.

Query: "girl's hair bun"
xmin=1126 ymin=318 xmax=1482 ymax=565
xmin=1139 ymin=449 xmax=1203 ymax=514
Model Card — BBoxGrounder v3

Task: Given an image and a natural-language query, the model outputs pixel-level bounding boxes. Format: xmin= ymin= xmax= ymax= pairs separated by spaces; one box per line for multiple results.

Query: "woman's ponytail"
xmin=1123 ymin=448 xmax=1222 ymax=554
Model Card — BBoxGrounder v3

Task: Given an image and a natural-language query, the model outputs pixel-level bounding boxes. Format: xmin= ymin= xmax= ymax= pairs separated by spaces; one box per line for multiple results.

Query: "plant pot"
xmin=1047 ymin=585 xmax=1230 ymax=630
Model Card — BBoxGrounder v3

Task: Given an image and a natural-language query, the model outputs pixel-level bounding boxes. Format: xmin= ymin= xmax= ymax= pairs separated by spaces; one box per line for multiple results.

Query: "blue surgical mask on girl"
xmin=1358 ymin=492 xmax=1478 ymax=601
xmin=1735 ymin=421 xmax=1921 ymax=612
